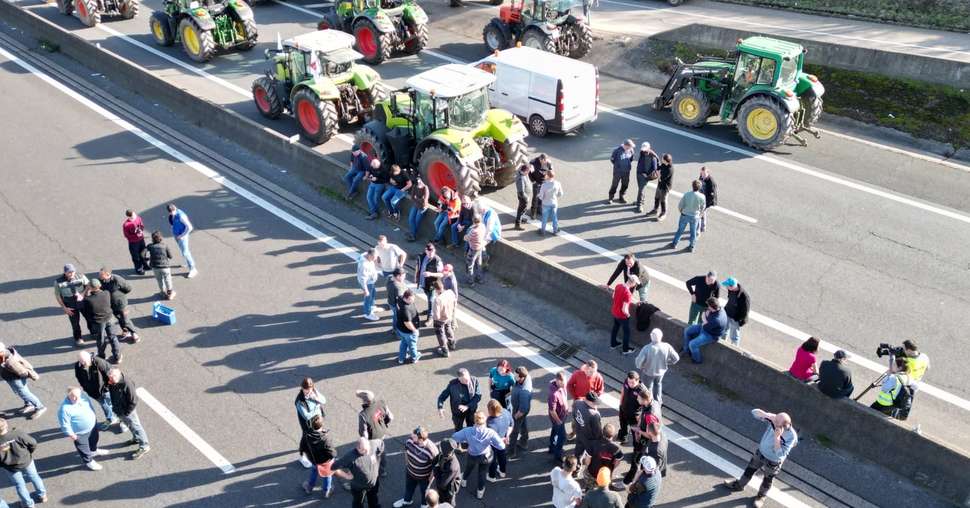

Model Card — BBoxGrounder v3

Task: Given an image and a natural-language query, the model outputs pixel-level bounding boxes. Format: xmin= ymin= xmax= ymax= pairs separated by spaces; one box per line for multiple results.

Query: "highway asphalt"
xmin=0 ymin=32 xmax=950 ymax=507
xmin=11 ymin=0 xmax=970 ymax=450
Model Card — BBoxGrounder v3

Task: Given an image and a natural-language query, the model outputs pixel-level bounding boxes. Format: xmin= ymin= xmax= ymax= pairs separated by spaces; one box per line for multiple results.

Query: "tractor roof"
xmin=284 ymin=30 xmax=357 ymax=55
xmin=406 ymin=64 xmax=495 ymax=98
xmin=738 ymin=36 xmax=804 ymax=58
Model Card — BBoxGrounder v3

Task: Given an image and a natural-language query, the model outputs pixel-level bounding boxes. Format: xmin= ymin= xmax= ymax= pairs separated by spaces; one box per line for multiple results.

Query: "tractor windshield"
xmin=778 ymin=57 xmax=798 ymax=87
xmin=446 ymin=88 xmax=489 ymax=130
xmin=537 ymin=0 xmax=584 ymax=20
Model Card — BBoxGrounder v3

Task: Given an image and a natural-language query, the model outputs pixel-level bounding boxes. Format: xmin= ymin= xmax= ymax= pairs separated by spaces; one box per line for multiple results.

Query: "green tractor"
xmin=652 ymin=36 xmax=825 ymax=151
xmin=54 ymin=0 xmax=139 ymax=28
xmin=356 ymin=64 xmax=529 ymax=198
xmin=251 ymin=31 xmax=388 ymax=145
xmin=149 ymin=0 xmax=257 ymax=63
xmin=317 ymin=0 xmax=429 ymax=66
xmin=483 ymin=0 xmax=593 ymax=59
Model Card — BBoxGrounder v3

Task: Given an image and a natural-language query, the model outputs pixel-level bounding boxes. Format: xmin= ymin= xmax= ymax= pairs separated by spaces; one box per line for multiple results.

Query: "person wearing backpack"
xmin=871 ymin=356 xmax=914 ymax=420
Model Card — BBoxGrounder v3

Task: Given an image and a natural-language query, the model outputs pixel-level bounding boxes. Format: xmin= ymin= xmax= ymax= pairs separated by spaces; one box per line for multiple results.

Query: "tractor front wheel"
xmin=737 ymin=95 xmax=794 ymax=151
xmin=75 ymin=0 xmax=100 ymax=27
xmin=802 ymin=94 xmax=823 ymax=129
xmin=179 ymin=18 xmax=215 ymax=62
xmin=119 ymin=0 xmax=138 ymax=19
xmin=670 ymin=86 xmax=710 ymax=128
xmin=419 ymin=145 xmax=481 ymax=199
xmin=56 ymin=0 xmax=73 ymax=16
xmin=355 ymin=126 xmax=392 ymax=169
xmin=565 ymin=22 xmax=592 ymax=59
xmin=252 ymin=77 xmax=284 ymax=119
xmin=353 ymin=19 xmax=392 ymax=65
xmin=237 ymin=18 xmax=259 ymax=50
xmin=520 ymin=28 xmax=555 ymax=53
xmin=403 ymin=22 xmax=428 ymax=55
xmin=150 ymin=12 xmax=174 ymax=46
xmin=294 ymin=89 xmax=338 ymax=144
xmin=492 ymin=137 xmax=528 ymax=188
xmin=483 ymin=20 xmax=511 ymax=52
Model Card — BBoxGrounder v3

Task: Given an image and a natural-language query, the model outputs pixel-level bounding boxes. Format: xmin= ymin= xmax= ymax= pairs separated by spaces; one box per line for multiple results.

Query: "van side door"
xmin=495 ymin=64 xmax=531 ymax=118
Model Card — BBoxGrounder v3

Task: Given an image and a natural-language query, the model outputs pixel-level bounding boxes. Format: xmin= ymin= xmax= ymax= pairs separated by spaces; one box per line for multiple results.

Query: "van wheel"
xmin=527 ymin=115 xmax=548 ymax=137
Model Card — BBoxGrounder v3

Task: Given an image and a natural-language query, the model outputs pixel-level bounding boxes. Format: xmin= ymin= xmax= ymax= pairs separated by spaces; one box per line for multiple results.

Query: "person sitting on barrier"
xmin=871 ymin=355 xmax=914 ymax=420
xmin=817 ymin=350 xmax=854 ymax=399
xmin=681 ymin=297 xmax=726 ymax=364
xmin=787 ymin=337 xmax=820 ymax=383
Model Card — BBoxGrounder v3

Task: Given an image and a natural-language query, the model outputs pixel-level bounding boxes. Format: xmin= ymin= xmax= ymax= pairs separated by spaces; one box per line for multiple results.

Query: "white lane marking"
xmin=136 ymin=388 xmax=236 ymax=474
xmin=270 ymin=0 xmax=328 ymax=17
xmin=2 ymin=43 xmax=815 ymax=506
xmin=475 ymin=195 xmax=970 ymax=412
xmin=644 ymin=182 xmax=758 ymax=224
xmin=817 ymin=128 xmax=970 ymax=174
xmin=96 ymin=25 xmax=252 ymax=98
xmin=424 ymin=49 xmax=970 ymax=226
xmin=595 ymin=0 xmax=970 ymax=58
xmin=300 ymin=2 xmax=332 ymax=7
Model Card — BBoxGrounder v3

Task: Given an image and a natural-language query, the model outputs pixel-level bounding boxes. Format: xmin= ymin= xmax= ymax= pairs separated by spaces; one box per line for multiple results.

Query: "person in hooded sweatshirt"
xmin=451 ymin=411 xmax=505 ymax=500
xmin=0 ymin=418 xmax=46 ymax=506
xmin=430 ymin=438 xmax=462 ymax=505
xmin=300 ymin=415 xmax=337 ymax=498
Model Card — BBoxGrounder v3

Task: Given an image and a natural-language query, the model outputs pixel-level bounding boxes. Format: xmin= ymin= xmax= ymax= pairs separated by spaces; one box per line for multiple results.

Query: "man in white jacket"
xmin=550 ymin=455 xmax=583 ymax=508
xmin=538 ymin=170 xmax=564 ymax=235
xmin=635 ymin=329 xmax=680 ymax=405
xmin=356 ymin=249 xmax=381 ymax=321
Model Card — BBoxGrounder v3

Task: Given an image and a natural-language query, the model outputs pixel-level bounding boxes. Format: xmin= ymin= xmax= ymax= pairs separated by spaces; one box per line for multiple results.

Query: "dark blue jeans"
xmin=382 ymin=187 xmax=407 ymax=215
xmin=343 ymin=170 xmax=364 ymax=196
xmin=401 ymin=473 xmax=429 ymax=503
xmin=366 ymin=183 xmax=386 ymax=215
xmin=611 ymin=317 xmax=631 ymax=350
xmin=548 ymin=421 xmax=566 ymax=461
xmin=433 ymin=213 xmax=450 ymax=242
xmin=409 ymin=207 xmax=428 ymax=238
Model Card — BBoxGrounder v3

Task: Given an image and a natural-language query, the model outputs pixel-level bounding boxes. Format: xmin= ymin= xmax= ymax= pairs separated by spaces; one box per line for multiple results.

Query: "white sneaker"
xmin=363 ymin=314 xmax=380 ymax=321
xmin=393 ymin=500 xmax=413 ymax=508
xmin=187 ymin=269 xmax=198 ymax=279
xmin=119 ymin=422 xmax=129 ymax=433
xmin=476 ymin=488 xmax=485 ymax=499
xmin=460 ymin=479 xmax=467 ymax=488
xmin=94 ymin=449 xmax=108 ymax=457
xmin=372 ymin=306 xmax=385 ymax=313
xmin=86 ymin=460 xmax=103 ymax=471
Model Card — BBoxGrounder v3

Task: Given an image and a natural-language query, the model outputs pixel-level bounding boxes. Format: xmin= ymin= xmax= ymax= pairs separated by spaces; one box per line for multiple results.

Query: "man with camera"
xmin=870 ymin=340 xmax=929 ymax=421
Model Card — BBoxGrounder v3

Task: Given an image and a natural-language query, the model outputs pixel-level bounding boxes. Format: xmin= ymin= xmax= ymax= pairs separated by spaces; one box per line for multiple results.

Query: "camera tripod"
xmin=854 ymin=371 xmax=888 ymax=401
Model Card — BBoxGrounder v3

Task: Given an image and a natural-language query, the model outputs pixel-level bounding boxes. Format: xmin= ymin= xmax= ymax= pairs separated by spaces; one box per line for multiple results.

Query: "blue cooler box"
xmin=152 ymin=302 xmax=176 ymax=325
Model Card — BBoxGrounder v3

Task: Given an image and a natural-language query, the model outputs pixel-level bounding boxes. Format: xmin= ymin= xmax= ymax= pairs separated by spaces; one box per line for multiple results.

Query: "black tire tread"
xmin=419 ymin=145 xmax=481 ymax=198
xmin=150 ymin=12 xmax=175 ymax=46
xmin=404 ymin=23 xmax=428 ymax=55
xmin=492 ymin=138 xmax=527 ymax=188
xmin=482 ymin=20 xmax=510 ymax=51
xmin=354 ymin=18 xmax=392 ymax=65
xmin=567 ymin=22 xmax=592 ymax=59
xmin=77 ymin=0 xmax=100 ymax=27
xmin=670 ymin=85 xmax=710 ymax=128
xmin=56 ymin=0 xmax=73 ymax=16
xmin=736 ymin=95 xmax=794 ymax=151
xmin=252 ymin=76 xmax=284 ymax=119
xmin=293 ymin=88 xmax=338 ymax=144
xmin=180 ymin=18 xmax=215 ymax=62
xmin=355 ymin=126 xmax=393 ymax=169
xmin=119 ymin=0 xmax=138 ymax=19
xmin=521 ymin=27 xmax=555 ymax=54
xmin=239 ymin=18 xmax=258 ymax=50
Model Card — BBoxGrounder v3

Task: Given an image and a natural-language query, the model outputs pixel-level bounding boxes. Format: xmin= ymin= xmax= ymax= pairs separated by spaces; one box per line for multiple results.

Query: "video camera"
xmin=875 ymin=343 xmax=906 ymax=358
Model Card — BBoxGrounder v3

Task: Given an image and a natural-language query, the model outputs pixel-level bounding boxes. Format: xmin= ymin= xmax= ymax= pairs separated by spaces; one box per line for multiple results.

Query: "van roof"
xmin=406 ymin=64 xmax=496 ymax=98
xmin=481 ymin=47 xmax=596 ymax=75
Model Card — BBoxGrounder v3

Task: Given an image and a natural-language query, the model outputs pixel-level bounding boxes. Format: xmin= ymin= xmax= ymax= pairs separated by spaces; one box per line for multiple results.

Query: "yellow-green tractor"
xmin=251 ymin=31 xmax=388 ymax=144
xmin=149 ymin=0 xmax=257 ymax=63
xmin=653 ymin=36 xmax=825 ymax=150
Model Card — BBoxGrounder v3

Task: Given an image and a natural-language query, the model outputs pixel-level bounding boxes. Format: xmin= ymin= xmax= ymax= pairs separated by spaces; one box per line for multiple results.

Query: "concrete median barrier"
xmin=2 ymin=1 xmax=969 ymax=504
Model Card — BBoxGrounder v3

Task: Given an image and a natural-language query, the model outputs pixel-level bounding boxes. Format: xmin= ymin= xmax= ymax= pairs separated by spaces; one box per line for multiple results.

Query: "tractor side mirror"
xmin=264 ymin=49 xmax=272 ymax=59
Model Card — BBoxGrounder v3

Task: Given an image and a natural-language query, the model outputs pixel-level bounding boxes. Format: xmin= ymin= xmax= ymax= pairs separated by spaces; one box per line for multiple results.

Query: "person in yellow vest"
xmin=871 ymin=356 xmax=912 ymax=418
xmin=899 ymin=340 xmax=929 ymax=390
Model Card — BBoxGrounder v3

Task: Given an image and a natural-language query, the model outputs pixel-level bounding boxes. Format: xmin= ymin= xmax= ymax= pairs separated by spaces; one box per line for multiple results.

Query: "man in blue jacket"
xmin=508 ymin=367 xmax=532 ymax=456
xmin=608 ymin=139 xmax=635 ymax=204
xmin=58 ymin=387 xmax=105 ymax=470
xmin=343 ymin=145 xmax=370 ymax=199
xmin=681 ymin=297 xmax=727 ymax=364
xmin=166 ymin=203 xmax=197 ymax=279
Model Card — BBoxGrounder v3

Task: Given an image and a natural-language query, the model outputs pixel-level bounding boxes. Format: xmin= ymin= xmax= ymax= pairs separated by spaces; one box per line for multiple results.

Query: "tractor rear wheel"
xmin=737 ymin=95 xmax=794 ymax=151
xmin=521 ymin=28 xmax=555 ymax=53
xmin=75 ymin=0 xmax=100 ymax=27
xmin=483 ymin=20 xmax=511 ymax=52
xmin=150 ymin=12 xmax=174 ymax=46
xmin=119 ymin=0 xmax=138 ymax=19
xmin=179 ymin=18 xmax=215 ymax=62
xmin=670 ymin=86 xmax=710 ymax=128
xmin=403 ymin=22 xmax=428 ymax=55
xmin=419 ymin=145 xmax=481 ymax=199
xmin=252 ymin=77 xmax=284 ymax=119
xmin=237 ymin=18 xmax=258 ymax=50
xmin=294 ymin=89 xmax=338 ymax=144
xmin=492 ymin=137 xmax=528 ymax=188
xmin=354 ymin=19 xmax=392 ymax=65
xmin=317 ymin=10 xmax=340 ymax=31
xmin=565 ymin=22 xmax=592 ymax=59
xmin=355 ymin=126 xmax=393 ymax=169
xmin=56 ymin=0 xmax=73 ymax=16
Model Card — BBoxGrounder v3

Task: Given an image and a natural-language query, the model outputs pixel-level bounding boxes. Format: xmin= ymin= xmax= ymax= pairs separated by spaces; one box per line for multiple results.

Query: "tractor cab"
xmin=394 ymin=64 xmax=495 ymax=139
xmin=279 ymin=30 xmax=363 ymax=82
xmin=720 ymin=37 xmax=803 ymax=120
xmin=502 ymin=0 xmax=583 ymax=23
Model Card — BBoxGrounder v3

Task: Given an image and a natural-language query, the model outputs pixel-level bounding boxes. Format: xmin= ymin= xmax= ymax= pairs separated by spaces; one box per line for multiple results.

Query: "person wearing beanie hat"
xmin=430 ymin=439 xmax=462 ymax=505
xmin=627 ymin=455 xmax=662 ymax=508
xmin=54 ymin=263 xmax=91 ymax=345
xmin=818 ymin=350 xmax=854 ymax=399
xmin=721 ymin=277 xmax=750 ymax=347
xmin=343 ymin=144 xmax=370 ymax=199
xmin=634 ymin=141 xmax=659 ymax=213
xmin=634 ymin=328 xmax=680 ymax=405
xmin=580 ymin=466 xmax=623 ymax=507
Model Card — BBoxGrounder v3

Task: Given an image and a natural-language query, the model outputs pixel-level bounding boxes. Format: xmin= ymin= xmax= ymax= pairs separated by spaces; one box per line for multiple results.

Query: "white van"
xmin=472 ymin=47 xmax=598 ymax=137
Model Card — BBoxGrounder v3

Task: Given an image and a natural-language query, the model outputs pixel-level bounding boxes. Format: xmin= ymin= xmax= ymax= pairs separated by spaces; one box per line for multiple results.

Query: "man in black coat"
xmin=74 ymin=351 xmax=116 ymax=429
xmin=80 ymin=280 xmax=123 ymax=364
xmin=437 ymin=368 xmax=481 ymax=431
xmin=300 ymin=415 xmax=338 ymax=497
xmin=634 ymin=142 xmax=659 ymax=213
xmin=106 ymin=368 xmax=150 ymax=459
xmin=529 ymin=154 xmax=551 ymax=219
xmin=98 ymin=267 xmax=139 ymax=343
xmin=430 ymin=438 xmax=462 ymax=505
xmin=721 ymin=277 xmax=750 ymax=347
xmin=699 ymin=166 xmax=718 ymax=233
xmin=0 ymin=418 xmax=46 ymax=505
xmin=818 ymin=350 xmax=854 ymax=399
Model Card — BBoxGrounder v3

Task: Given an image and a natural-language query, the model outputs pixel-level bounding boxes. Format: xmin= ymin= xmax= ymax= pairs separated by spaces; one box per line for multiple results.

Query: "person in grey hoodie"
xmin=514 ymin=164 xmax=532 ymax=230
xmin=508 ymin=367 xmax=533 ymax=456
xmin=634 ymin=329 xmax=680 ymax=405
xmin=607 ymin=139 xmax=635 ymax=204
